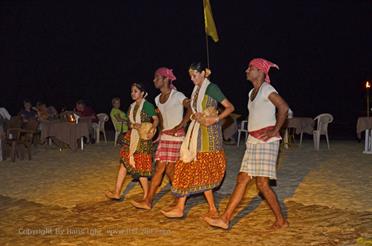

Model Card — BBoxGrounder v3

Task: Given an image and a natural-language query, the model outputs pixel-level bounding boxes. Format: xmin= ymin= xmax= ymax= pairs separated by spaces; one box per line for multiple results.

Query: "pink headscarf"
xmin=155 ymin=67 xmax=177 ymax=89
xmin=249 ymin=58 xmax=279 ymax=83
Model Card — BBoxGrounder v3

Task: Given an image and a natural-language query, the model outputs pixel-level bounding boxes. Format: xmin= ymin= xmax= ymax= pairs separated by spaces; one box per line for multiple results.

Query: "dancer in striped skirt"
xmin=204 ymin=58 xmax=289 ymax=230
xmin=131 ymin=67 xmax=189 ymax=210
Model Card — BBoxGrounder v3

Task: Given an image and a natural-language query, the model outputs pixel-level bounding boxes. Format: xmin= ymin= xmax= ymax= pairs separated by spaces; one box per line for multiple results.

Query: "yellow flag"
xmin=203 ymin=0 xmax=219 ymax=42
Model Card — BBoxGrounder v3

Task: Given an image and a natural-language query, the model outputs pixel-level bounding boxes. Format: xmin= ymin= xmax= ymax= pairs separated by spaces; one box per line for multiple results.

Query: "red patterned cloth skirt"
xmin=171 ymin=151 xmax=226 ymax=197
xmin=119 ymin=131 xmax=152 ymax=179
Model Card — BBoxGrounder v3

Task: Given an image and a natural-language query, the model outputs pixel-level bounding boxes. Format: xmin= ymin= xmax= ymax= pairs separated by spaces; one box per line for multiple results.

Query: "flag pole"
xmin=205 ymin=31 xmax=210 ymax=69
xmin=203 ymin=0 xmax=218 ymax=69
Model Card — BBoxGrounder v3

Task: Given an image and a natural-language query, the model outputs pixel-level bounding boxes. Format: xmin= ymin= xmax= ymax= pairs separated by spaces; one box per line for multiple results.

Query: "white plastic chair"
xmin=111 ymin=116 xmax=124 ymax=146
xmin=313 ymin=113 xmax=333 ymax=150
xmin=114 ymin=130 xmax=120 ymax=146
xmin=237 ymin=120 xmax=248 ymax=147
xmin=0 ymin=107 xmax=11 ymax=120
xmin=96 ymin=113 xmax=109 ymax=143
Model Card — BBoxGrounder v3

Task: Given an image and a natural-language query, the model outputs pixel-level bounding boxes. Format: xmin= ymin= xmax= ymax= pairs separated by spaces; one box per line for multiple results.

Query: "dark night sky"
xmin=1 ymin=0 xmax=371 ymax=138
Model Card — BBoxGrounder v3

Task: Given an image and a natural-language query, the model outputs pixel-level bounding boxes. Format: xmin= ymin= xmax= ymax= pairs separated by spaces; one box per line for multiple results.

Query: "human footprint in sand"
xmin=204 ymin=58 xmax=289 ymax=230
xmin=106 ymin=82 xmax=158 ymax=201
xmin=131 ymin=67 xmax=190 ymax=210
xmin=160 ymin=62 xmax=235 ymax=219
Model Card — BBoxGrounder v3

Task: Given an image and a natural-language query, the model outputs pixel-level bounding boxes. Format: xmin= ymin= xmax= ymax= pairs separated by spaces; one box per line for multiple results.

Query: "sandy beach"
xmin=0 ymin=140 xmax=371 ymax=245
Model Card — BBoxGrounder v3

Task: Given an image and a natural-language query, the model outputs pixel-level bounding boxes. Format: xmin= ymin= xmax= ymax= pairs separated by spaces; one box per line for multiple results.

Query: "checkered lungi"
xmin=240 ymin=141 xmax=280 ymax=180
xmin=155 ymin=140 xmax=182 ymax=163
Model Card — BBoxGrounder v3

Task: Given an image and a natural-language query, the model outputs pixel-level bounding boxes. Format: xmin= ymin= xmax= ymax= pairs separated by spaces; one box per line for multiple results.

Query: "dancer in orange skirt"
xmin=105 ymin=82 xmax=158 ymax=200
xmin=161 ymin=62 xmax=235 ymax=218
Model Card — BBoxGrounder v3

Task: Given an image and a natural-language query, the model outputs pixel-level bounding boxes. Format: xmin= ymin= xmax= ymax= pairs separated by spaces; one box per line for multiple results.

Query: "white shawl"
xmin=128 ymin=99 xmax=145 ymax=167
xmin=180 ymin=78 xmax=210 ymax=163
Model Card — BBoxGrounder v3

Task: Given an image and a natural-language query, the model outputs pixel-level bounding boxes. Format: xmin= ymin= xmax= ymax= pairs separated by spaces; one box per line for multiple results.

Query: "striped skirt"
xmin=155 ymin=139 xmax=182 ymax=163
xmin=240 ymin=141 xmax=280 ymax=180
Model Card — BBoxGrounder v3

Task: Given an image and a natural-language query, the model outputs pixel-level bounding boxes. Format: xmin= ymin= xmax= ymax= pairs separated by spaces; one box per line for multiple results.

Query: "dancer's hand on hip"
xmin=258 ymin=129 xmax=279 ymax=142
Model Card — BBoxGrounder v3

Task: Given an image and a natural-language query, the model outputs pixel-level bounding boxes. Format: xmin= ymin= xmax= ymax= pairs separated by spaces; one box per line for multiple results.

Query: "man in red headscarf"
xmin=204 ymin=58 xmax=289 ymax=230
xmin=131 ymin=67 xmax=190 ymax=210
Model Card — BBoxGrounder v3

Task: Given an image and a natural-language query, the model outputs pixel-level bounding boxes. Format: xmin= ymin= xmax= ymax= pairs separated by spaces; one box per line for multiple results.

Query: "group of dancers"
xmin=105 ymin=58 xmax=289 ymax=230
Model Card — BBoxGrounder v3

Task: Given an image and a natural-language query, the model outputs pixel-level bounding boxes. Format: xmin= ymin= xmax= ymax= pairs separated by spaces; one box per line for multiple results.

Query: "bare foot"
xmin=130 ymin=200 xmax=151 ymax=210
xmin=105 ymin=191 xmax=121 ymax=200
xmin=203 ymin=216 xmax=229 ymax=230
xmin=269 ymin=220 xmax=289 ymax=230
xmin=160 ymin=207 xmax=184 ymax=218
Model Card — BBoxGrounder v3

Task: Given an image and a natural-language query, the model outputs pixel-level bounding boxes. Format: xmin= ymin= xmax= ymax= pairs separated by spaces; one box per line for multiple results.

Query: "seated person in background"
xmin=33 ymin=102 xmax=59 ymax=121
xmin=33 ymin=101 xmax=49 ymax=122
xmin=73 ymin=100 xmax=98 ymax=143
xmin=110 ymin=97 xmax=128 ymax=133
xmin=47 ymin=105 xmax=58 ymax=119
xmin=73 ymin=100 xmax=98 ymax=123
xmin=19 ymin=99 xmax=38 ymax=123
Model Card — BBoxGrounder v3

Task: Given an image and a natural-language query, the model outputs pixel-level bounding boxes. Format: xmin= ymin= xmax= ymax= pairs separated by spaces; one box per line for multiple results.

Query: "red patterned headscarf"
xmin=155 ymin=67 xmax=176 ymax=81
xmin=155 ymin=67 xmax=177 ymax=89
xmin=249 ymin=58 xmax=279 ymax=83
